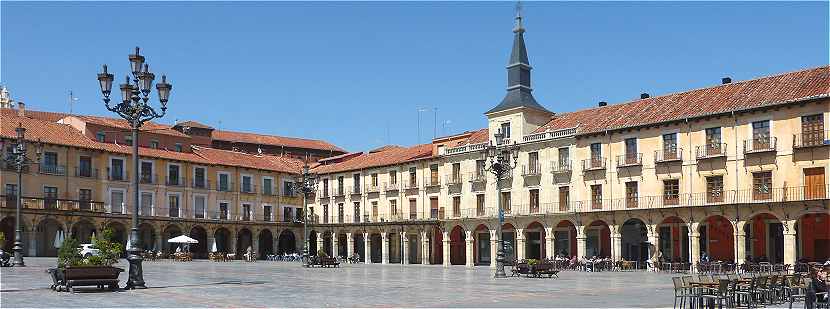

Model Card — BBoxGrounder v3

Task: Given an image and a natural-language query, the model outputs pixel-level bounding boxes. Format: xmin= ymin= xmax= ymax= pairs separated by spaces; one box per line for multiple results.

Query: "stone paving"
xmin=1 ymin=257 xmax=681 ymax=308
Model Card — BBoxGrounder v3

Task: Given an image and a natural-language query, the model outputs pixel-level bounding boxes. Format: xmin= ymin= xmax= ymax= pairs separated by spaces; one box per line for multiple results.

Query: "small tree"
xmin=57 ymin=237 xmax=82 ymax=268
xmin=88 ymin=228 xmax=123 ymax=266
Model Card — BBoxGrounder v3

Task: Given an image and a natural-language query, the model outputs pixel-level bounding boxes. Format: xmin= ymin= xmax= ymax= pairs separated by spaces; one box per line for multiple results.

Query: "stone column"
xmin=489 ymin=230 xmax=498 ymax=268
xmin=381 ymin=232 xmax=389 ymax=264
xmin=647 ymin=227 xmax=659 ymax=271
xmin=332 ymin=232 xmax=339 ymax=258
xmin=252 ymin=235 xmax=259 ymax=259
xmin=401 ymin=232 xmax=409 ymax=264
xmin=465 ymin=231 xmax=474 ymax=268
xmin=515 ymin=228 xmax=526 ymax=260
xmin=689 ymin=231 xmax=701 ymax=273
xmin=544 ymin=227 xmax=555 ymax=259
xmin=576 ymin=236 xmax=587 ymax=258
xmin=421 ymin=231 xmax=430 ymax=265
xmin=734 ymin=220 xmax=746 ymax=265
xmin=611 ymin=232 xmax=622 ymax=261
xmin=783 ymin=231 xmax=797 ymax=269
xmin=346 ymin=232 xmax=354 ymax=257
xmin=207 ymin=236 xmax=216 ymax=253
xmin=364 ymin=232 xmax=372 ymax=264
xmin=316 ymin=233 xmax=324 ymax=255
xmin=442 ymin=231 xmax=450 ymax=267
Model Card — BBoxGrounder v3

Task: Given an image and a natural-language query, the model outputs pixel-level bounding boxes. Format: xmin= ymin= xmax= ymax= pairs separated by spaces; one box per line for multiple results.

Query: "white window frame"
xmin=139 ymin=190 xmax=155 ymax=216
xmin=217 ymin=171 xmax=231 ymax=191
xmin=241 ymin=202 xmax=253 ymax=221
xmin=139 ymin=159 xmax=155 ymax=182
xmin=192 ymin=165 xmax=207 ymax=188
xmin=261 ymin=176 xmax=274 ymax=195
xmin=192 ymin=193 xmax=208 ymax=219
xmin=240 ymin=173 xmax=254 ymax=193
xmin=108 ymin=156 xmax=127 ymax=179
xmin=166 ymin=192 xmax=182 ymax=218
xmin=217 ymin=200 xmax=230 ymax=220
xmin=166 ymin=162 xmax=183 ymax=186
xmin=107 ymin=187 xmax=127 ymax=214
xmin=281 ymin=179 xmax=293 ymax=196
xmin=262 ymin=203 xmax=273 ymax=221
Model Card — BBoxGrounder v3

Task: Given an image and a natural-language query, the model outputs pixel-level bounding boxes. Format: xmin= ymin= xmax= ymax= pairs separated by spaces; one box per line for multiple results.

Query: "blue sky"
xmin=2 ymin=1 xmax=827 ymax=152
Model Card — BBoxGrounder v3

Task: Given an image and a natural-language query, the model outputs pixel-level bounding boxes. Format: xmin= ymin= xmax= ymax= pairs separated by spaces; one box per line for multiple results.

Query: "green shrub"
xmin=317 ymin=249 xmax=328 ymax=258
xmin=57 ymin=237 xmax=82 ymax=268
xmin=91 ymin=228 xmax=123 ymax=266
xmin=527 ymin=259 xmax=539 ymax=266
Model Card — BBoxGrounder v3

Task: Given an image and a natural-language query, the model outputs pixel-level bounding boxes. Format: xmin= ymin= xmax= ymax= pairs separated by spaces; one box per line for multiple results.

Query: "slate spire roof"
xmin=486 ymin=5 xmax=551 ymax=115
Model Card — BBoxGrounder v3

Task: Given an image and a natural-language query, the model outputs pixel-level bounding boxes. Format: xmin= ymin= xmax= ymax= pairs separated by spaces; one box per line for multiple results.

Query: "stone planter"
xmin=51 ymin=265 xmax=123 ymax=292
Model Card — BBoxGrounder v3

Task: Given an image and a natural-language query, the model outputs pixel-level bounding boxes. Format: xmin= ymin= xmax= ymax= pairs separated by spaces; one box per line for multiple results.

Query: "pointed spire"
xmin=486 ymin=2 xmax=550 ymax=115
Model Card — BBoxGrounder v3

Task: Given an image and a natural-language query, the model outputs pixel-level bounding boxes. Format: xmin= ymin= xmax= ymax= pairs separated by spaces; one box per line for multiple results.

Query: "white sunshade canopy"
xmin=167 ymin=235 xmax=198 ymax=244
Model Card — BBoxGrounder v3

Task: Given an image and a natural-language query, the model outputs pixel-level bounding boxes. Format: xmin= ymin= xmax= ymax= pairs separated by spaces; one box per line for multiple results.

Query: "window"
xmin=388 ymin=171 xmax=397 ymax=185
xmin=96 ymin=132 xmax=106 ymax=142
xmin=78 ymin=156 xmax=93 ymax=178
xmin=263 ymin=205 xmax=272 ymax=221
xmin=557 ymin=147 xmax=570 ymax=171
xmin=500 ymin=122 xmax=511 ymax=139
xmin=174 ymin=143 xmax=183 ymax=152
xmin=625 ymin=181 xmax=638 ymax=208
xmin=800 ymin=114 xmax=825 ymax=146
xmin=663 ymin=133 xmax=678 ymax=160
xmin=110 ymin=189 xmax=124 ymax=214
xmin=194 ymin=195 xmax=206 ymax=218
xmin=5 ymin=184 xmax=17 ymax=207
xmin=371 ymin=174 xmax=378 ymax=187
xmin=43 ymin=152 xmax=58 ymax=170
xmin=558 ymin=186 xmax=569 ymax=211
xmin=218 ymin=173 xmax=230 ymax=191
xmin=430 ymin=164 xmax=439 ymax=185
xmin=451 ymin=163 xmax=461 ymax=182
xmin=354 ymin=202 xmax=362 ymax=222
xmin=475 ymin=160 xmax=486 ymax=178
xmin=705 ymin=127 xmax=722 ymax=154
xmin=193 ymin=167 xmax=206 ymax=188
xmin=219 ymin=202 xmax=229 ymax=220
xmin=751 ymin=120 xmax=771 ymax=150
xmin=337 ymin=203 xmax=344 ymax=223
xmin=529 ymin=189 xmax=540 ymax=213
xmin=110 ymin=158 xmax=124 ymax=180
xmin=337 ymin=176 xmax=344 ymax=194
xmin=262 ymin=178 xmax=273 ymax=195
xmin=140 ymin=192 xmax=153 ymax=216
xmin=124 ymin=135 xmax=133 ymax=146
xmin=624 ymin=138 xmax=638 ymax=164
xmin=241 ymin=175 xmax=253 ymax=193
xmin=528 ymin=152 xmax=539 ymax=174
xmin=476 ymin=194 xmax=485 ymax=216
xmin=79 ymin=189 xmax=92 ymax=210
xmin=168 ymin=194 xmax=180 ymax=217
xmin=452 ymin=196 xmax=460 ymax=217
xmin=706 ymin=176 xmax=724 ymax=203
xmin=390 ymin=199 xmax=398 ymax=218
xmin=322 ymin=204 xmax=329 ymax=223
xmin=371 ymin=201 xmax=378 ymax=221
xmin=408 ymin=199 xmax=417 ymax=219
xmin=752 ymin=171 xmax=772 ymax=200
xmin=408 ymin=168 xmax=417 ymax=187
xmin=353 ymin=173 xmax=361 ymax=192
xmin=140 ymin=161 xmax=153 ymax=184
xmin=284 ymin=207 xmax=294 ymax=222
xmin=323 ymin=178 xmax=329 ymax=195
xmin=590 ymin=143 xmax=602 ymax=159
xmin=167 ymin=164 xmax=181 ymax=186
xmin=150 ymin=140 xmax=159 ymax=149
xmin=282 ymin=181 xmax=293 ymax=197
xmin=663 ymin=179 xmax=680 ymax=205
xmin=591 ymin=185 xmax=603 ymax=209
xmin=242 ymin=203 xmax=252 ymax=221
xmin=501 ymin=192 xmax=511 ymax=214
xmin=430 ymin=197 xmax=439 ymax=219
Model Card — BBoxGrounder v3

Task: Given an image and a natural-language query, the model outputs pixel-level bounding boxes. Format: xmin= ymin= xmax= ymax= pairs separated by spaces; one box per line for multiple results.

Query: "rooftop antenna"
xmin=417 ymin=107 xmax=428 ymax=144
xmin=68 ymin=90 xmax=79 ymax=114
xmin=433 ymin=107 xmax=438 ymax=139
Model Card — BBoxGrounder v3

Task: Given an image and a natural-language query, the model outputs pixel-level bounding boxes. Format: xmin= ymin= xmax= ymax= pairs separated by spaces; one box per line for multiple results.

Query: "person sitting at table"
xmin=805 ymin=264 xmax=828 ymax=309
xmin=700 ymin=252 xmax=710 ymax=263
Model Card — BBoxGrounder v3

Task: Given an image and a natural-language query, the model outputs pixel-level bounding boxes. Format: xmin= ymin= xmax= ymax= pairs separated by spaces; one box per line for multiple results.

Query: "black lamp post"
xmin=482 ymin=128 xmax=519 ymax=278
xmin=1 ymin=123 xmax=41 ymax=267
xmin=292 ymin=162 xmax=317 ymax=267
xmin=97 ymin=47 xmax=172 ymax=289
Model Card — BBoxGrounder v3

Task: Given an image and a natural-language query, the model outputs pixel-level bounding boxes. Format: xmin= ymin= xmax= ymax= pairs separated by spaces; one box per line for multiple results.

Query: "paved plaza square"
xmin=0 ymin=257 xmax=682 ymax=308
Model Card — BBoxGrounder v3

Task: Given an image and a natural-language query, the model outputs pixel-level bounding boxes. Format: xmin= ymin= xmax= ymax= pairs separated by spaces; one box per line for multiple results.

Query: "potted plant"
xmin=49 ymin=229 xmax=124 ymax=292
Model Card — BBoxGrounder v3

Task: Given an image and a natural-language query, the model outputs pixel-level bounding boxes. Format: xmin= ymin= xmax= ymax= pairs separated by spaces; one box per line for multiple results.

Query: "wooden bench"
xmin=510 ymin=261 xmax=559 ymax=278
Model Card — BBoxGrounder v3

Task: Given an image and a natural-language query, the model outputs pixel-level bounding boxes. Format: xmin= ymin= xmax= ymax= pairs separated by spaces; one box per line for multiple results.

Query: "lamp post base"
xmin=494 ymin=247 xmax=507 ymax=278
xmin=12 ymin=241 xmax=24 ymax=267
xmin=302 ymin=247 xmax=310 ymax=268
xmin=124 ymin=248 xmax=146 ymax=289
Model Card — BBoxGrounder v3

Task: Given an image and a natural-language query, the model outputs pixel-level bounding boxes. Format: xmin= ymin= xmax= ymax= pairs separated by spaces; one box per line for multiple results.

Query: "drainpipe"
xmin=732 ymin=111 xmax=740 ymax=267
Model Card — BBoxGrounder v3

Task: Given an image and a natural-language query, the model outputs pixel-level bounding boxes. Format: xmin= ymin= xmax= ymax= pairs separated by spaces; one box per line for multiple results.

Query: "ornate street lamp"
xmin=0 ymin=123 xmax=42 ymax=266
xmin=292 ymin=161 xmax=317 ymax=267
xmin=97 ymin=47 xmax=172 ymax=289
xmin=482 ymin=128 xmax=519 ymax=278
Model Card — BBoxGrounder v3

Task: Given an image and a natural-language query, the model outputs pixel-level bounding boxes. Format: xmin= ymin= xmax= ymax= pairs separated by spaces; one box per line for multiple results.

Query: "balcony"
xmin=1 ymin=162 xmax=29 ymax=173
xmin=0 ymin=195 xmax=106 ymax=212
xmin=350 ymin=186 xmax=362 ymax=195
xmin=581 ymin=158 xmax=606 ymax=172
xmin=695 ymin=143 xmax=727 ymax=159
xmin=654 ymin=149 xmax=683 ymax=163
xmin=240 ymin=184 xmax=257 ymax=194
xmin=139 ymin=174 xmax=157 ymax=184
xmin=216 ymin=181 xmax=235 ymax=192
xmin=743 ymin=137 xmax=777 ymax=154
xmin=793 ymin=131 xmax=829 ymax=148
xmin=550 ymin=161 xmax=571 ymax=174
xmin=445 ymin=174 xmax=463 ymax=186
xmin=424 ymin=177 xmax=441 ymax=188
xmin=365 ymin=185 xmax=380 ymax=193
xmin=262 ymin=187 xmax=276 ymax=196
xmin=468 ymin=172 xmax=486 ymax=183
xmin=39 ymin=164 xmax=66 ymax=176
xmin=404 ymin=180 xmax=418 ymax=190
xmin=384 ymin=182 xmax=400 ymax=192
xmin=166 ymin=177 xmax=185 ymax=187
xmin=521 ymin=164 xmax=542 ymax=176
xmin=616 ymin=153 xmax=642 ymax=167
xmin=106 ymin=168 xmax=128 ymax=182
xmin=191 ymin=179 xmax=209 ymax=189
xmin=333 ymin=187 xmax=346 ymax=197
xmin=74 ymin=167 xmax=99 ymax=179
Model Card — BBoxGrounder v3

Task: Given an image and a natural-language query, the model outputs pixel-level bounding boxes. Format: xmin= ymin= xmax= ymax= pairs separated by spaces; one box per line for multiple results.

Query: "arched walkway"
xmin=621 ymin=218 xmax=648 ymax=263
xmin=162 ymin=225 xmax=183 ymax=253
xmin=36 ymin=218 xmax=63 ymax=257
xmin=236 ymin=228 xmax=253 ymax=255
xmin=501 ymin=223 xmax=516 ymax=261
xmin=700 ymin=215 xmax=734 ymax=262
xmin=431 ymin=227 xmax=442 ymax=264
xmin=308 ymin=230 xmax=318 ymax=254
xmin=322 ymin=232 xmax=333 ymax=257
xmin=190 ymin=226 xmax=208 ymax=259
xmin=370 ymin=233 xmax=382 ymax=263
xmin=554 ymin=220 xmax=577 ymax=257
xmin=796 ymin=213 xmax=829 ymax=262
xmin=138 ymin=223 xmax=156 ymax=251
xmin=258 ymin=229 xmax=274 ymax=259
xmin=449 ymin=226 xmax=465 ymax=265
xmin=277 ymin=230 xmax=297 ymax=254
xmin=337 ymin=233 xmax=347 ymax=259
xmin=473 ymin=224 xmax=490 ymax=265
xmin=214 ymin=228 xmax=231 ymax=253
xmin=71 ymin=219 xmax=96 ymax=244
xmin=0 ymin=217 xmax=17 ymax=251
xmin=352 ymin=232 xmax=365 ymax=262
xmin=525 ymin=222 xmax=546 ymax=260
xmin=658 ymin=216 xmax=689 ymax=262
xmin=586 ymin=220 xmax=611 ymax=258
xmin=745 ymin=213 xmax=783 ymax=263
xmin=104 ymin=221 xmax=128 ymax=248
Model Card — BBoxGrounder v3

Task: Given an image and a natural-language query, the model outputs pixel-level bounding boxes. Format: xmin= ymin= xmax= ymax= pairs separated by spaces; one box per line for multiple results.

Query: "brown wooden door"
xmin=804 ymin=168 xmax=826 ymax=199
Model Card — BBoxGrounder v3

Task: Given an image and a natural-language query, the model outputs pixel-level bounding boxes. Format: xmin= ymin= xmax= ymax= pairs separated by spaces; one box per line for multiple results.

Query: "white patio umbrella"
xmin=53 ymin=230 xmax=62 ymax=248
xmin=211 ymin=239 xmax=218 ymax=253
xmin=167 ymin=235 xmax=198 ymax=244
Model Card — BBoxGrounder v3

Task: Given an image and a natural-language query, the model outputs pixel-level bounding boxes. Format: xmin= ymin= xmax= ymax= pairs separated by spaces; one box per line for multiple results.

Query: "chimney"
xmin=17 ymin=101 xmax=25 ymax=117
xmin=640 ymin=93 xmax=650 ymax=99
xmin=598 ymin=101 xmax=608 ymax=107
xmin=721 ymin=77 xmax=732 ymax=84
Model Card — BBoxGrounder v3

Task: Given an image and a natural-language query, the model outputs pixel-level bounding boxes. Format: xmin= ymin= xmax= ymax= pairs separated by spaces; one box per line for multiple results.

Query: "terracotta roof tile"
xmin=192 ymin=146 xmax=303 ymax=174
xmin=312 ymin=144 xmax=433 ymax=174
xmin=534 ymin=66 xmax=830 ymax=135
xmin=75 ymin=115 xmax=190 ymax=138
xmin=212 ymin=130 xmax=346 ymax=153
xmin=174 ymin=120 xmax=213 ymax=130
xmin=0 ymin=108 xmax=69 ymax=122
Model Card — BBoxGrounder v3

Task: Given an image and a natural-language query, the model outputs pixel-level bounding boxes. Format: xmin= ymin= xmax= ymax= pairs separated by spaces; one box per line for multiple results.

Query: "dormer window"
xmin=500 ymin=122 xmax=511 ymax=139
xmin=150 ymin=140 xmax=159 ymax=149
xmin=96 ymin=132 xmax=106 ymax=142
xmin=174 ymin=143 xmax=183 ymax=152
